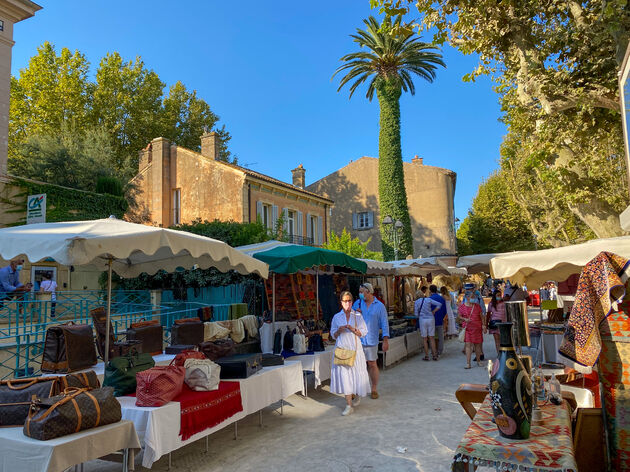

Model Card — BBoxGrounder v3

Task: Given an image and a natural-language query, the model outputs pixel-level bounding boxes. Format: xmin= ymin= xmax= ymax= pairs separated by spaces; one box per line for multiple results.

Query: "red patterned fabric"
xmin=559 ymin=251 xmax=629 ymax=366
xmin=176 ymin=382 xmax=243 ymax=440
xmin=136 ymin=366 xmax=185 ymax=407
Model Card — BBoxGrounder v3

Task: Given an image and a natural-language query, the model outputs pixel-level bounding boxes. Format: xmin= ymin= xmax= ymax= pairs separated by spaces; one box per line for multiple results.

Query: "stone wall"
xmin=307 ymin=156 xmax=457 ymax=257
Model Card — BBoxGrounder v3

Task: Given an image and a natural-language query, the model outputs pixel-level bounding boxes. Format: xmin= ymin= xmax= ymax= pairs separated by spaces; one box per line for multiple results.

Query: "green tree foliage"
xmin=334 ymin=16 xmax=445 ymax=260
xmin=371 ymin=1 xmax=630 ymax=241
xmin=114 ymin=219 xmax=270 ymax=291
xmin=323 ymin=229 xmax=383 ymax=260
xmin=456 ymin=172 xmax=537 ymax=255
xmin=10 ymin=42 xmax=235 ymax=185
xmin=8 ymin=124 xmax=115 ymax=191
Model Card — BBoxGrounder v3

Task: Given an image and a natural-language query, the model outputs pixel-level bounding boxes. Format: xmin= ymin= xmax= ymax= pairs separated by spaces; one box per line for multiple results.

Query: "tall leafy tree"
xmin=334 ymin=16 xmax=445 ymax=260
xmin=371 ymin=0 xmax=630 ymax=239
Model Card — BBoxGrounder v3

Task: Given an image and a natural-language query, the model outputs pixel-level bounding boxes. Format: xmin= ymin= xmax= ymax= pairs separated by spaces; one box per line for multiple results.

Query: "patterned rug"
xmin=559 ymin=251 xmax=629 ymax=366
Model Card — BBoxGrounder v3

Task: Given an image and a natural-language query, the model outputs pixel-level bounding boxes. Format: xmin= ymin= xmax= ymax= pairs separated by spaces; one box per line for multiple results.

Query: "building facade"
xmin=129 ymin=132 xmax=333 ymax=245
xmin=307 ymin=156 xmax=457 ymax=257
xmin=0 ymin=0 xmax=41 ymax=175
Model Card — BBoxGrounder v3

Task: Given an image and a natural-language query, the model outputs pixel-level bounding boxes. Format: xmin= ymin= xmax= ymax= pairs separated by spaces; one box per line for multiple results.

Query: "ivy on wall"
xmin=4 ymin=177 xmax=128 ymax=224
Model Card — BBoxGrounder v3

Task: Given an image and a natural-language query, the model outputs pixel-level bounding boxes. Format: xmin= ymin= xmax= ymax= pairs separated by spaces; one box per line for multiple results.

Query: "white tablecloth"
xmin=290 ymin=346 xmax=334 ymax=388
xmin=382 ymin=335 xmax=407 ymax=367
xmin=120 ymin=360 xmax=304 ymax=468
xmin=404 ymin=331 xmax=422 ymax=354
xmin=48 ymin=353 xmax=176 ymax=383
xmin=0 ymin=420 xmax=140 ymax=472
xmin=259 ymin=322 xmax=297 ymax=353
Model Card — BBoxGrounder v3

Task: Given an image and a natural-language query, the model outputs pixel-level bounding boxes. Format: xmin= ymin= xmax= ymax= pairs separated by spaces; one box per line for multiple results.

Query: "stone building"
xmin=129 ymin=132 xmax=333 ymax=245
xmin=307 ymin=156 xmax=457 ymax=257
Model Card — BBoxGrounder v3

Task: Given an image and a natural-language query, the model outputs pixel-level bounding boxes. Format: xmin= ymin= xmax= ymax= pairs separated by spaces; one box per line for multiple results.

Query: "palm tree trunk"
xmin=376 ymin=79 xmax=413 ymax=260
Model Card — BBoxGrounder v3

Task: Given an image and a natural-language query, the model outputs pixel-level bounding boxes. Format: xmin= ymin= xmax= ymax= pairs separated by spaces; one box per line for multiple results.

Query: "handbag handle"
xmin=6 ymin=378 xmax=52 ymax=390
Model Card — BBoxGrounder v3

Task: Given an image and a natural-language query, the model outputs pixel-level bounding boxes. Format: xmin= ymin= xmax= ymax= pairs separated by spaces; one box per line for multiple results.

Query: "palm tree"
xmin=334 ymin=16 xmax=445 ymax=260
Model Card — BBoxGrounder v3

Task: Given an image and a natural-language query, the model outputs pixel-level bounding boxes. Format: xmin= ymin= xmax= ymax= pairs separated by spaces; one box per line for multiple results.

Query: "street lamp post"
xmin=382 ymin=215 xmax=404 ymax=260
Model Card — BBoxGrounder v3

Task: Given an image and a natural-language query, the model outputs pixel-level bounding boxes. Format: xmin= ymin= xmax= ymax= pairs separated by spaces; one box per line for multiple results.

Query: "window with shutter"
xmin=297 ymin=211 xmax=303 ymax=237
xmin=367 ymin=211 xmax=374 ymax=228
xmin=272 ymin=205 xmax=279 ymax=230
xmin=256 ymin=201 xmax=263 ymax=221
xmin=317 ymin=216 xmax=323 ymax=245
xmin=352 ymin=213 xmax=358 ymax=230
xmin=306 ymin=213 xmax=312 ymax=242
xmin=356 ymin=211 xmax=372 ymax=229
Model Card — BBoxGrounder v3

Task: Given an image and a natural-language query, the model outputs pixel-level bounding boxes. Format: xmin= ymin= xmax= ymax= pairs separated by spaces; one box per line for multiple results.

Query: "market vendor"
xmin=353 ymin=282 xmax=389 ymax=399
xmin=0 ymin=258 xmax=32 ymax=307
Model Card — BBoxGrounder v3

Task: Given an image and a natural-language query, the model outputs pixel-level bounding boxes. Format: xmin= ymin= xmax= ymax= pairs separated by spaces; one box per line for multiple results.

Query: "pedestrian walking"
xmin=440 ymin=286 xmax=458 ymax=338
xmin=39 ymin=271 xmax=57 ymax=318
xmin=486 ymin=289 xmax=506 ymax=357
xmin=415 ymin=287 xmax=442 ymax=361
xmin=458 ymin=283 xmax=486 ymax=369
xmin=429 ymin=285 xmax=447 ymax=355
xmin=330 ymin=291 xmax=370 ymax=416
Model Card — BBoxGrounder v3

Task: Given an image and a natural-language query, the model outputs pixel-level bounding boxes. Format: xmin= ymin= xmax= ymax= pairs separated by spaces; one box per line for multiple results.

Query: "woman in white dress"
xmin=330 ymin=291 xmax=370 ymax=416
xmin=440 ymin=286 xmax=458 ymax=338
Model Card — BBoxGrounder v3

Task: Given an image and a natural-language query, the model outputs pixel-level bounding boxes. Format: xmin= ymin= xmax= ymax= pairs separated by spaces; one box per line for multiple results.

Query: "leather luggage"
xmin=0 ymin=377 xmax=58 ymax=427
xmin=165 ymin=344 xmax=196 ymax=354
xmin=261 ymin=353 xmax=284 ymax=366
xmin=215 ymin=353 xmax=262 ymax=379
xmin=136 ymin=366 xmax=185 ymax=407
xmin=41 ymin=323 xmax=97 ymax=373
xmin=199 ymin=338 xmax=235 ymax=361
xmin=231 ymin=339 xmax=262 ymax=355
xmin=126 ymin=319 xmax=163 ymax=355
xmin=170 ymin=318 xmax=204 ymax=345
xmin=111 ymin=339 xmax=143 ymax=358
xmin=24 ymin=387 xmax=121 ymax=440
xmin=58 ymin=371 xmax=100 ymax=391
xmin=171 ymin=349 xmax=206 ymax=367
xmin=102 ymin=350 xmax=155 ymax=396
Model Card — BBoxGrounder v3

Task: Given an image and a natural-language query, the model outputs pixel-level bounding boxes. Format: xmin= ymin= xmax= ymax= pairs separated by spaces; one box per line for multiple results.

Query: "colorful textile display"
xmin=559 ymin=251 xmax=629 ymax=366
xmin=598 ymin=295 xmax=630 ymax=471
xmin=452 ymin=396 xmax=577 ymax=472
xmin=176 ymin=382 xmax=243 ymax=440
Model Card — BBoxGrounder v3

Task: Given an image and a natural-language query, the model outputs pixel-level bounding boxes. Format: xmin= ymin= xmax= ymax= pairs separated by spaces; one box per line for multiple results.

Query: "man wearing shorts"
xmin=354 ymin=283 xmax=389 ymax=399
xmin=415 ymin=288 xmax=442 ymax=361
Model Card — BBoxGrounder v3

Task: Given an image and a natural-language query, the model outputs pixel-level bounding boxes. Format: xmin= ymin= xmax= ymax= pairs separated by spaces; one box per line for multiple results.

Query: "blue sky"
xmin=13 ymin=1 xmax=506 ymax=222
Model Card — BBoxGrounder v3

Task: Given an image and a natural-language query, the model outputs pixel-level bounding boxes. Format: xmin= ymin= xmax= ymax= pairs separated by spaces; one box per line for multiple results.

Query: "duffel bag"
xmin=171 ymin=349 xmax=206 ymax=367
xmin=41 ymin=323 xmax=97 ymax=373
xmin=0 ymin=377 xmax=58 ymax=427
xmin=198 ymin=338 xmax=235 ymax=361
xmin=57 ymin=370 xmax=100 ymax=391
xmin=170 ymin=318 xmax=204 ymax=345
xmin=136 ymin=366 xmax=185 ymax=407
xmin=183 ymin=358 xmax=221 ymax=391
xmin=126 ymin=319 xmax=163 ymax=355
xmin=24 ymin=387 xmax=121 ymax=440
xmin=103 ymin=350 xmax=155 ymax=396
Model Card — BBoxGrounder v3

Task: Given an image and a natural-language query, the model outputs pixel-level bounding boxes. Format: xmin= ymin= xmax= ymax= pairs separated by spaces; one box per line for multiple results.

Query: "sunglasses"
xmin=341 ymin=299 xmax=353 ymax=303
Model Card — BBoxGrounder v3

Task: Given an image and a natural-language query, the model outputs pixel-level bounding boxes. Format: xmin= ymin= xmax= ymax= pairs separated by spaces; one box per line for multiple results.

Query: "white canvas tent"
xmin=489 ymin=235 xmax=630 ymax=288
xmin=0 ymin=217 xmax=269 ymax=362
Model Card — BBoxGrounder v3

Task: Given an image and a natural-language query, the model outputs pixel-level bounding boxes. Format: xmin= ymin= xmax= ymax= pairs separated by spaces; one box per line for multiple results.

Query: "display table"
xmin=0 ymin=420 xmax=140 ymax=472
xmin=48 ymin=353 xmax=176 ymax=383
xmin=381 ymin=335 xmax=407 ymax=368
xmin=120 ymin=361 xmax=304 ymax=468
xmin=259 ymin=321 xmax=297 ymax=353
xmin=452 ymin=396 xmax=577 ymax=472
xmin=405 ymin=331 xmax=422 ymax=355
xmin=290 ymin=346 xmax=334 ymax=393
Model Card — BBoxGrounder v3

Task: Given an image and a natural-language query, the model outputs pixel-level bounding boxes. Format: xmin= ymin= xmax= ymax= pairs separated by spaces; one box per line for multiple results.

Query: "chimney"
xmin=412 ymin=155 xmax=423 ymax=165
xmin=200 ymin=131 xmax=220 ymax=160
xmin=291 ymin=164 xmax=306 ymax=189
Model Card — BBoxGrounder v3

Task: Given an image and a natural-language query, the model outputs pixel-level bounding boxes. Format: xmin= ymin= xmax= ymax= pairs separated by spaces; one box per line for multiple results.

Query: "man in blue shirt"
xmin=429 ymin=285 xmax=447 ymax=356
xmin=353 ymin=282 xmax=389 ymax=400
xmin=0 ymin=258 xmax=31 ymax=307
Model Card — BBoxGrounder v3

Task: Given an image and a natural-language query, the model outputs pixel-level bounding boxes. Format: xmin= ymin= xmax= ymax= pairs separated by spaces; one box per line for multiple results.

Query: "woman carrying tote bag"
xmin=329 ymin=291 xmax=370 ymax=416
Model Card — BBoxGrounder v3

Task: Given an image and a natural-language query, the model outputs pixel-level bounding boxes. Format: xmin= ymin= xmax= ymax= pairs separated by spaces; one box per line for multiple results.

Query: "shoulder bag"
xmin=333 ymin=314 xmax=358 ymax=367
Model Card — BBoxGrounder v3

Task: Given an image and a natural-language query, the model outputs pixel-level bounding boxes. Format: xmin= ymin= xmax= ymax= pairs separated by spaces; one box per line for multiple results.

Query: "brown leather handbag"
xmin=57 ymin=370 xmax=100 ymax=391
xmin=41 ymin=323 xmax=97 ymax=373
xmin=198 ymin=338 xmax=235 ymax=361
xmin=135 ymin=366 xmax=185 ymax=407
xmin=126 ymin=319 xmax=163 ymax=355
xmin=0 ymin=377 xmax=59 ymax=427
xmin=24 ymin=387 xmax=121 ymax=440
xmin=170 ymin=317 xmax=204 ymax=345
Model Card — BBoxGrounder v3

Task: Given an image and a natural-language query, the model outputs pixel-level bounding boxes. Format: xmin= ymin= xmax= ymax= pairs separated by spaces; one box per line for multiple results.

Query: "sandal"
xmin=465 ymin=364 xmax=472 ymax=369
xmin=423 ymin=356 xmax=430 ymax=361
xmin=433 ymin=355 xmax=439 ymax=361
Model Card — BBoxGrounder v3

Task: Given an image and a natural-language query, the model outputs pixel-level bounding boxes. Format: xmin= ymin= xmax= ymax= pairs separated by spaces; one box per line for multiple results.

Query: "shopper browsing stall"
xmin=486 ymin=289 xmax=506 ymax=357
xmin=415 ymin=287 xmax=442 ymax=361
xmin=458 ymin=283 xmax=486 ymax=369
xmin=353 ymin=282 xmax=389 ymax=399
xmin=330 ymin=291 xmax=370 ymax=416
xmin=440 ymin=286 xmax=458 ymax=339
xmin=429 ymin=285 xmax=447 ymax=355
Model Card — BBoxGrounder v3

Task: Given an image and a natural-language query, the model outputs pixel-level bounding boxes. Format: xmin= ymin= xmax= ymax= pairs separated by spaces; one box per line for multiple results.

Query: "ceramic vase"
xmin=489 ymin=322 xmax=533 ymax=440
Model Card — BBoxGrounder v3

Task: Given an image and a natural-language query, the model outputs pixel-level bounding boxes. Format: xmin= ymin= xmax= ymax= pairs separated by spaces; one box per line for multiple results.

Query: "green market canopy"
xmin=252 ymin=245 xmax=367 ymax=275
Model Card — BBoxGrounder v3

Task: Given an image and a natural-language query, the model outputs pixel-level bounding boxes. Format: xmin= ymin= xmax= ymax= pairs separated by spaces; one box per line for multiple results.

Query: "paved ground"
xmin=87 ymin=334 xmax=497 ymax=472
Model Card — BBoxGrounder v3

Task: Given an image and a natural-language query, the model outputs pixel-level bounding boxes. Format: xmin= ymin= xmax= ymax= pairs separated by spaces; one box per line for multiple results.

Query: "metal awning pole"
xmin=316 ymin=267 xmax=319 ymax=321
xmin=104 ymin=258 xmax=113 ymax=365
xmin=272 ymin=273 xmax=276 ymax=335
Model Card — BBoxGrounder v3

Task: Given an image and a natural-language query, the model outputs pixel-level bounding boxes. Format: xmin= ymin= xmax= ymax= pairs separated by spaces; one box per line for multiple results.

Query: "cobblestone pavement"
xmin=87 ymin=335 xmax=497 ymax=472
